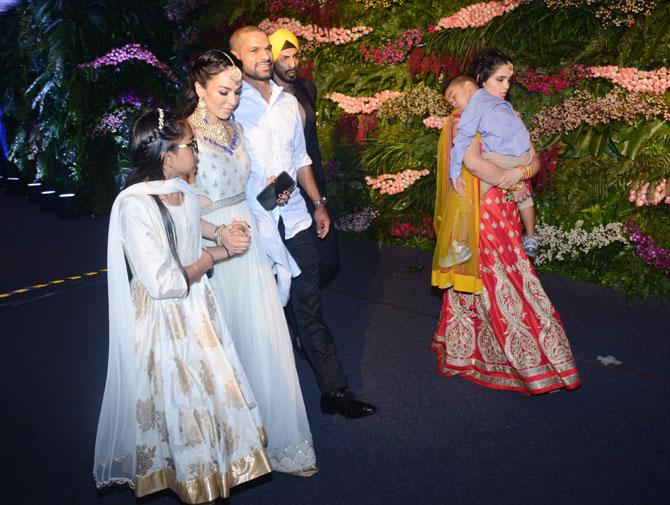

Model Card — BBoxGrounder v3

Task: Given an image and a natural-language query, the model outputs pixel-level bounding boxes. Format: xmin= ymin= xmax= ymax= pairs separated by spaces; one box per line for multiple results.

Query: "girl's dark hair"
xmin=125 ymin=108 xmax=191 ymax=294
xmin=177 ymin=49 xmax=242 ymax=118
xmin=126 ymin=109 xmax=187 ymax=187
xmin=470 ymin=48 xmax=512 ymax=86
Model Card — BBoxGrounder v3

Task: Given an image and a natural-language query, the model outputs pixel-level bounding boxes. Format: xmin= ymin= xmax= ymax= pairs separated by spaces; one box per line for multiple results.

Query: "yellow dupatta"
xmin=431 ymin=113 xmax=482 ymax=293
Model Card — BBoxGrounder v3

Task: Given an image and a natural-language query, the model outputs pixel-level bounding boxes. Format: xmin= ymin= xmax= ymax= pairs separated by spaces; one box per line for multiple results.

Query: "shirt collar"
xmin=242 ymin=79 xmax=284 ymax=107
xmin=474 ymin=87 xmax=506 ymax=105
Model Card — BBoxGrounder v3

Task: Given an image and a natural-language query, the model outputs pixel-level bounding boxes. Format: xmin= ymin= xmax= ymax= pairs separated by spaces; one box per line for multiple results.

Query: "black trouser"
xmin=304 ymin=202 xmax=340 ymax=288
xmin=315 ymin=223 xmax=340 ymax=288
xmin=280 ymin=222 xmax=348 ymax=393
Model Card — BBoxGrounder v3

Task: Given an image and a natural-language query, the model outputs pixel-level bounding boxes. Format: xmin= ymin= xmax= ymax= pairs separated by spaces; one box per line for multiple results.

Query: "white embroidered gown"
xmin=193 ymin=121 xmax=317 ymax=476
xmin=94 ymin=184 xmax=271 ymax=504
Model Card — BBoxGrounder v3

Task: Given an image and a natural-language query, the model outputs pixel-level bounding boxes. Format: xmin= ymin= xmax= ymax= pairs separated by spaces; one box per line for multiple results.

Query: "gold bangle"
xmin=521 ymin=165 xmax=532 ymax=180
xmin=214 ymin=225 xmax=226 ymax=247
xmin=508 ymin=182 xmax=523 ymax=191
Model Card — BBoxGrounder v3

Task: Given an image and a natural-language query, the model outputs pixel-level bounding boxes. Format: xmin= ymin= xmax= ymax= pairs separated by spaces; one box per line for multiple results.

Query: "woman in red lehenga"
xmin=431 ymin=51 xmax=581 ymax=395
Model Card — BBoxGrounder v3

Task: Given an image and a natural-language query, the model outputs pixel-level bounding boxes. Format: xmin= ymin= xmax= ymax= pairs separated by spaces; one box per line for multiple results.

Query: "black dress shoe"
xmin=320 ymin=390 xmax=377 ymax=419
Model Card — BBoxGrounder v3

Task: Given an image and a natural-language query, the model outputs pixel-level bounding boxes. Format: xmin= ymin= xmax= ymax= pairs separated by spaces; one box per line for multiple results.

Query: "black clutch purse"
xmin=256 ymin=171 xmax=296 ymax=211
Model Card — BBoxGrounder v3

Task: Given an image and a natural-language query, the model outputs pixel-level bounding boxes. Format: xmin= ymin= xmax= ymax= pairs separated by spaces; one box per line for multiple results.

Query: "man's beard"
xmin=242 ymin=65 xmax=272 ymax=82
xmin=275 ymin=67 xmax=297 ymax=83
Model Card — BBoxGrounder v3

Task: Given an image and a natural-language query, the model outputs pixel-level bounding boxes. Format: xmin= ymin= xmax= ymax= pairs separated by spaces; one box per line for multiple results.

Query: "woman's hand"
xmin=226 ymin=218 xmax=251 ymax=236
xmin=218 ymin=219 xmax=251 ymax=256
xmin=186 ymin=249 xmax=215 ymax=284
xmin=510 ymin=184 xmax=531 ymax=202
xmin=496 ymin=167 xmax=524 ymax=190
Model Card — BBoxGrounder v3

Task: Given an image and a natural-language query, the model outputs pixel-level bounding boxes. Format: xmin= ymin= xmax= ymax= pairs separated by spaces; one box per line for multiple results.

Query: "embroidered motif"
xmin=475 ymin=290 xmax=507 ymax=364
xmin=146 ymin=350 xmax=160 ymax=395
xmin=174 ymin=357 xmax=192 ymax=395
xmin=165 ymin=303 xmax=187 ymax=341
xmin=491 ymin=252 xmax=541 ymax=369
xmin=179 ymin=411 xmax=203 ymax=448
xmin=136 ymin=444 xmax=156 ymax=475
xmin=131 ymin=280 xmax=150 ymax=321
xmin=155 ymin=410 xmax=169 ymax=443
xmin=516 ymin=255 xmax=574 ymax=363
xmin=223 ymin=378 xmax=247 ymax=410
xmin=198 ymin=314 xmax=220 ymax=349
xmin=223 ymin=424 xmax=238 ymax=454
xmin=136 ymin=398 xmax=156 ymax=433
xmin=444 ymin=290 xmax=476 ymax=358
xmin=199 ymin=360 xmax=216 ymax=397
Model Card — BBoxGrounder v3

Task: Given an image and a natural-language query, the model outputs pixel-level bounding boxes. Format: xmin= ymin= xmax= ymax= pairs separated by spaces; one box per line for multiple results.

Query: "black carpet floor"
xmin=2 ymin=190 xmax=669 ymax=505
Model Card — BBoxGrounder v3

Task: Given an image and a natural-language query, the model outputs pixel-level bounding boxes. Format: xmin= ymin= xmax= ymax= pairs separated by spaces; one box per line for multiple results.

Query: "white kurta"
xmin=94 ymin=179 xmax=271 ymax=503
xmin=194 ymin=125 xmax=317 ymax=476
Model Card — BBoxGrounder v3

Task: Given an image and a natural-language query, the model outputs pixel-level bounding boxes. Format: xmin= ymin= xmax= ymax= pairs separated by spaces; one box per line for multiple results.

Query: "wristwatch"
xmin=312 ymin=196 xmax=327 ymax=207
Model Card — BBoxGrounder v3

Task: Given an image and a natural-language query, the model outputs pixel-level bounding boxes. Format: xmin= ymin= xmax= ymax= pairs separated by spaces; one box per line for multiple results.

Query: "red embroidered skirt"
xmin=433 ymin=188 xmax=582 ymax=394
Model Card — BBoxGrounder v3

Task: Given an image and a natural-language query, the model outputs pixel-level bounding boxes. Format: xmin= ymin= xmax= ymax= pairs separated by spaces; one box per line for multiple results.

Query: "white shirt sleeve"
xmin=292 ymin=101 xmax=312 ymax=171
xmin=119 ymin=195 xmax=188 ymax=300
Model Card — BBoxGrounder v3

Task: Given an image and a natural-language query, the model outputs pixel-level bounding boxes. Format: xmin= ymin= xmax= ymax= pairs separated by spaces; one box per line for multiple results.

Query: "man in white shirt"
xmin=231 ymin=26 xmax=376 ymax=419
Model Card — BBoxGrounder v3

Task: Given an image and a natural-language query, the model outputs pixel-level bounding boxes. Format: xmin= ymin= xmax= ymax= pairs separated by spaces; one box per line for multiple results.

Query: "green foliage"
xmin=537 ymin=241 xmax=670 ymax=301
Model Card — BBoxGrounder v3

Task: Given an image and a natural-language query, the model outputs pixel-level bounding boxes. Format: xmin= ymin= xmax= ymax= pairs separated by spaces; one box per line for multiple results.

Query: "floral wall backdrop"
xmin=1 ymin=0 xmax=669 ymax=299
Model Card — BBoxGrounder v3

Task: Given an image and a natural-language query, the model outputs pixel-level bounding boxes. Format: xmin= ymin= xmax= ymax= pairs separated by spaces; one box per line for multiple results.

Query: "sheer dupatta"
xmin=94 ymin=177 xmax=194 ymax=488
xmin=431 ymin=113 xmax=482 ymax=294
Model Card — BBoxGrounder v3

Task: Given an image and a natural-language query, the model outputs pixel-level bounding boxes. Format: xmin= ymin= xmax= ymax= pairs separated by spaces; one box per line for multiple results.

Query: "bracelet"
xmin=202 ymin=248 xmax=215 ymax=264
xmin=508 ymin=182 xmax=523 ymax=191
xmin=190 ymin=263 xmax=202 ymax=277
xmin=214 ymin=224 xmax=226 ymax=247
xmin=220 ymin=243 xmax=230 ymax=258
xmin=519 ymin=165 xmax=533 ymax=180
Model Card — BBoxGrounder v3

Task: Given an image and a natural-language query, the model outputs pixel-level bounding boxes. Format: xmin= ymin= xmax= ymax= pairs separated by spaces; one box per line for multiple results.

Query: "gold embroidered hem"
xmin=432 ymin=340 xmax=581 ymax=394
xmin=135 ymin=448 xmax=272 ymax=504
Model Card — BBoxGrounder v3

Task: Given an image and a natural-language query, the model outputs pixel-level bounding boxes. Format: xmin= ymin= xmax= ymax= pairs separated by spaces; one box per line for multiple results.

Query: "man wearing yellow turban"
xmin=269 ymin=28 xmax=341 ymax=289
xmin=268 ymin=28 xmax=301 ymax=62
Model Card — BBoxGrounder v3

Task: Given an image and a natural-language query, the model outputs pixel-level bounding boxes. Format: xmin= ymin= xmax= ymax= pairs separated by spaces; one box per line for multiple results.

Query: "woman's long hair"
xmin=125 ymin=109 xmax=191 ymax=294
xmin=470 ymin=48 xmax=512 ymax=86
xmin=177 ymin=49 xmax=242 ymax=118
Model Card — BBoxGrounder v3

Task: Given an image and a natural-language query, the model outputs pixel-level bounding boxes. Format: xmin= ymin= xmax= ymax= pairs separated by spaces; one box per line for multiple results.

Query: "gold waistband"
xmin=201 ymin=192 xmax=246 ymax=215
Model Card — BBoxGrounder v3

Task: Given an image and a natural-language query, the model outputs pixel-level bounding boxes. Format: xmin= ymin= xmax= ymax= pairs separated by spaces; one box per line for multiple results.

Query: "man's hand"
xmin=314 ymin=205 xmax=331 ymax=239
xmin=266 ymin=176 xmax=291 ymax=206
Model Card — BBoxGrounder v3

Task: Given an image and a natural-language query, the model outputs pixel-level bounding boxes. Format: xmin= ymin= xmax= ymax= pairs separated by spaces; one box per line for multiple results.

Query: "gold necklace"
xmin=190 ymin=108 xmax=239 ymax=155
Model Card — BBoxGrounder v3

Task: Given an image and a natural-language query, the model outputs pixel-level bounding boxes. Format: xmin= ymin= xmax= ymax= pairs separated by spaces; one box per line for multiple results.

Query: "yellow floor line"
xmin=1 ymin=268 xmax=107 ymax=298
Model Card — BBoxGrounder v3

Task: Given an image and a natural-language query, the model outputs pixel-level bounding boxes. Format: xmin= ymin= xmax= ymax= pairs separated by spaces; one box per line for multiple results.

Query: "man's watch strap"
xmin=312 ymin=196 xmax=327 ymax=207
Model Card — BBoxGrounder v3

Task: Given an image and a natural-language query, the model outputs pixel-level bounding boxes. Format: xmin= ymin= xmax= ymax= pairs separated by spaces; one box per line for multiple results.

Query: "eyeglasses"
xmin=176 ymin=139 xmax=199 ymax=153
